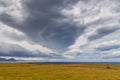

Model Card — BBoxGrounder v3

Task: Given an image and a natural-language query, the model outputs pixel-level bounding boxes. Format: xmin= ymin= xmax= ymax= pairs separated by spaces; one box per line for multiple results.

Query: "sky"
xmin=0 ymin=0 xmax=120 ymax=62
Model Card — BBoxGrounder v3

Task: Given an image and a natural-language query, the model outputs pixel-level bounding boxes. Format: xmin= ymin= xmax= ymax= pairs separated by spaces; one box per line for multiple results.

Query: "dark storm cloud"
xmin=0 ymin=51 xmax=33 ymax=57
xmin=0 ymin=13 xmax=20 ymax=27
xmin=0 ymin=51 xmax=63 ymax=58
xmin=88 ymin=27 xmax=120 ymax=41
xmin=0 ymin=0 xmax=84 ymax=49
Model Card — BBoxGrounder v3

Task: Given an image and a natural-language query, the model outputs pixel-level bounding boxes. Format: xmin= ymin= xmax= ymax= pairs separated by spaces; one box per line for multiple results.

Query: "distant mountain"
xmin=0 ymin=58 xmax=16 ymax=62
xmin=0 ymin=58 xmax=7 ymax=61
xmin=7 ymin=58 xmax=16 ymax=61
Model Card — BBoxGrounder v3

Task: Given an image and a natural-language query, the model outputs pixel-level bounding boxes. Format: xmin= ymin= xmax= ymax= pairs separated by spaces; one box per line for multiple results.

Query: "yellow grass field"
xmin=0 ymin=63 xmax=120 ymax=80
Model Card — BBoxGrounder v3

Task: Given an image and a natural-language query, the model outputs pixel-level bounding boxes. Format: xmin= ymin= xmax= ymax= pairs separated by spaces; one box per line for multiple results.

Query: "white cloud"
xmin=69 ymin=35 xmax=88 ymax=49
xmin=62 ymin=0 xmax=119 ymax=25
xmin=64 ymin=35 xmax=88 ymax=57
xmin=0 ymin=0 xmax=27 ymax=23
xmin=94 ymin=40 xmax=120 ymax=49
xmin=63 ymin=0 xmax=120 ymax=59
xmin=0 ymin=22 xmax=55 ymax=55
xmin=14 ymin=41 xmax=54 ymax=54
xmin=101 ymin=48 xmax=120 ymax=59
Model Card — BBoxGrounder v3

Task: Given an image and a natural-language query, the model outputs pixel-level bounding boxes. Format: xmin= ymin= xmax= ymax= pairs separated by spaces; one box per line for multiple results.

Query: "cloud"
xmin=88 ymin=26 xmax=120 ymax=41
xmin=100 ymin=49 xmax=120 ymax=59
xmin=0 ymin=0 xmax=120 ymax=61
xmin=63 ymin=0 xmax=120 ymax=61
xmin=0 ymin=42 xmax=64 ymax=59
xmin=0 ymin=22 xmax=26 ymax=41
xmin=0 ymin=0 xmax=82 ymax=50
xmin=0 ymin=0 xmax=27 ymax=22
xmin=95 ymin=40 xmax=120 ymax=51
xmin=0 ymin=22 xmax=63 ymax=59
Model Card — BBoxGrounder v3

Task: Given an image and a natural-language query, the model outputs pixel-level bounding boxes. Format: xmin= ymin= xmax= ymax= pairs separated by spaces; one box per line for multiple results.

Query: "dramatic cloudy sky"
xmin=0 ymin=0 xmax=120 ymax=62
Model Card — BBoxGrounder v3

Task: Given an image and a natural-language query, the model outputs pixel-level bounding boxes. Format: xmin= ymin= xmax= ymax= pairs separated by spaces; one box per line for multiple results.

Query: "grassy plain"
xmin=0 ymin=63 xmax=120 ymax=80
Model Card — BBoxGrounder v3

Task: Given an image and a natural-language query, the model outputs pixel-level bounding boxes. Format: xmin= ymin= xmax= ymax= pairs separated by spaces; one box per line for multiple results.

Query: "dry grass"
xmin=0 ymin=63 xmax=120 ymax=80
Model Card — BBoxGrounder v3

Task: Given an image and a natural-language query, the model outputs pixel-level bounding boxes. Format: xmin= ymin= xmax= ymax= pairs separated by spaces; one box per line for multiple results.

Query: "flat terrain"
xmin=0 ymin=63 xmax=120 ymax=80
